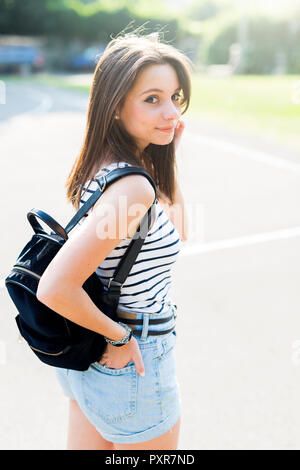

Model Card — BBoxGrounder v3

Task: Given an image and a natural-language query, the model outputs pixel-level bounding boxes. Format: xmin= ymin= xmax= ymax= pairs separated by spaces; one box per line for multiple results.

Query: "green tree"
xmin=186 ymin=0 xmax=229 ymax=21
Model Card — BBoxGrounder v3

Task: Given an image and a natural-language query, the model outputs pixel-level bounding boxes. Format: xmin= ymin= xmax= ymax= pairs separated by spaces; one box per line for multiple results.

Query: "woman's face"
xmin=118 ymin=63 xmax=183 ymax=153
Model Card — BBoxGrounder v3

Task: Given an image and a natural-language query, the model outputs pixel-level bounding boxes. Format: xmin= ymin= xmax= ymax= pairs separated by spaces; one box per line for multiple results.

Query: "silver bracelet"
xmin=104 ymin=322 xmax=133 ymax=347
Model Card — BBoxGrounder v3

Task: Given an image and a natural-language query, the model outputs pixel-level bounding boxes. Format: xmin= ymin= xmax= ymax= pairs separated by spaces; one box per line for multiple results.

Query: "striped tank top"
xmin=78 ymin=161 xmax=181 ymax=315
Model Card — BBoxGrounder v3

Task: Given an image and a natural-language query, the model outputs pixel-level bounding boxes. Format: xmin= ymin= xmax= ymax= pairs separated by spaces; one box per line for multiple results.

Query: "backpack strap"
xmin=64 ymin=166 xmax=157 ymax=300
xmin=64 ymin=166 xmax=156 ymax=234
xmin=104 ymin=202 xmax=155 ymax=295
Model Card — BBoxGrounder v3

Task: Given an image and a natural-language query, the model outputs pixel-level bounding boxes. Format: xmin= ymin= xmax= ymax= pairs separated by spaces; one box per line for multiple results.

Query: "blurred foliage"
xmin=0 ymin=0 xmax=49 ymax=36
xmin=186 ymin=0 xmax=228 ymax=21
xmin=190 ymin=9 xmax=238 ymax=65
xmin=181 ymin=1 xmax=300 ymax=74
xmin=0 ymin=0 xmax=178 ymax=41
xmin=201 ymin=11 xmax=300 ymax=74
xmin=48 ymin=0 xmax=129 ymax=16
xmin=47 ymin=0 xmax=170 ymax=17
xmin=1 ymin=0 xmax=300 ymax=74
xmin=0 ymin=0 xmax=188 ymax=70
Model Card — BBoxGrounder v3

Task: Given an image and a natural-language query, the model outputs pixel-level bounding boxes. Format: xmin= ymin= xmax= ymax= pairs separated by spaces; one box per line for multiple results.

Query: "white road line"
xmin=24 ymin=88 xmax=53 ymax=115
xmin=184 ymin=131 xmax=300 ymax=175
xmin=178 ymin=131 xmax=300 ymax=255
xmin=2 ymin=87 xmax=299 ymax=259
xmin=0 ymin=85 xmax=53 ymax=130
xmin=180 ymin=226 xmax=300 ymax=256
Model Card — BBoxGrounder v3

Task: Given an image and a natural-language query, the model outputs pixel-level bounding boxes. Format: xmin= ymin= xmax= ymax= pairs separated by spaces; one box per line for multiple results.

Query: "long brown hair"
xmin=65 ymin=28 xmax=194 ymax=209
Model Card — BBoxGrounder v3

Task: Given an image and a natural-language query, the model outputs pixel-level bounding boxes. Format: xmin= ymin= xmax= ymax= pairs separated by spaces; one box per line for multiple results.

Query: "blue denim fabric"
xmin=55 ymin=303 xmax=181 ymax=444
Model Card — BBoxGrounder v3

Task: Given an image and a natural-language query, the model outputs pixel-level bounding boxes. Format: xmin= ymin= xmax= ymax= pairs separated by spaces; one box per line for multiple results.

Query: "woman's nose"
xmin=162 ymin=101 xmax=181 ymax=120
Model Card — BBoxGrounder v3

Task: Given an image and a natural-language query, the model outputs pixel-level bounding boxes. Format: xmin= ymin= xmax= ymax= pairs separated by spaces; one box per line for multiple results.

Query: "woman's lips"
xmin=156 ymin=127 xmax=175 ymax=133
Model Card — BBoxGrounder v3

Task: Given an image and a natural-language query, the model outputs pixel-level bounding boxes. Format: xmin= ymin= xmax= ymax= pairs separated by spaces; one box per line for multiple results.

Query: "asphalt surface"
xmin=1 ymin=79 xmax=300 ymax=449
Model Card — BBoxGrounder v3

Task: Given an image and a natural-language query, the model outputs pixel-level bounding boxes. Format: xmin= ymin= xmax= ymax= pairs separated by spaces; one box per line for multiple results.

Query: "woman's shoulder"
xmin=92 ymin=164 xmax=156 ymax=237
xmin=98 ymin=170 xmax=155 ymax=203
xmin=83 ymin=160 xmax=154 ymax=196
xmin=93 ymin=160 xmax=131 ymax=177
xmin=93 ymin=161 xmax=155 ymax=198
xmin=80 ymin=160 xmax=156 ymax=230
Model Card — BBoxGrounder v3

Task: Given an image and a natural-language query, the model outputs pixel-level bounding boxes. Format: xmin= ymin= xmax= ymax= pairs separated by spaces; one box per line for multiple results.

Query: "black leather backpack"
xmin=5 ymin=166 xmax=156 ymax=371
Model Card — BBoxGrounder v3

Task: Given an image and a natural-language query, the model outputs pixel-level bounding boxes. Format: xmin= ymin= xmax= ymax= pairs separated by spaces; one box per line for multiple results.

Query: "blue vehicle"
xmin=68 ymin=46 xmax=104 ymax=71
xmin=0 ymin=44 xmax=45 ymax=74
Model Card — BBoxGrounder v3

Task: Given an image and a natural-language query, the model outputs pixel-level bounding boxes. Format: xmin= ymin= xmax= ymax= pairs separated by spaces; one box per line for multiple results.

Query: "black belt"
xmin=133 ymin=326 xmax=176 ymax=336
xmin=116 ymin=312 xmax=176 ymax=336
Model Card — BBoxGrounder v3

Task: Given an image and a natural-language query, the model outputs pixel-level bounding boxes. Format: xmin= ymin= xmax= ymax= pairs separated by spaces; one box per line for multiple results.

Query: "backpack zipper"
xmin=12 ymin=265 xmax=41 ymax=280
xmin=29 ymin=344 xmax=69 ymax=356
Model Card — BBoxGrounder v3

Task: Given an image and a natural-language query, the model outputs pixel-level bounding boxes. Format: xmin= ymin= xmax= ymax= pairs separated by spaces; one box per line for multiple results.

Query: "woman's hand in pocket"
xmin=99 ymin=336 xmax=145 ymax=376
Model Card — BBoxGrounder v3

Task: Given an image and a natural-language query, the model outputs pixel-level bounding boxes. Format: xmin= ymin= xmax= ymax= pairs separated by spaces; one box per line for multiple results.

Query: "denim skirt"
xmin=55 ymin=304 xmax=181 ymax=444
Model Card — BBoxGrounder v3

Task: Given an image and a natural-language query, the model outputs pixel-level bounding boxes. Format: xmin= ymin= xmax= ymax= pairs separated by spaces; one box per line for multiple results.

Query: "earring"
xmin=115 ymin=115 xmax=120 ymax=120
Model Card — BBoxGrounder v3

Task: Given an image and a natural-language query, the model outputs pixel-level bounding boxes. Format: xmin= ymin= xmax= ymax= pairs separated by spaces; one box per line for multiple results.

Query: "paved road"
xmin=1 ymin=80 xmax=300 ymax=450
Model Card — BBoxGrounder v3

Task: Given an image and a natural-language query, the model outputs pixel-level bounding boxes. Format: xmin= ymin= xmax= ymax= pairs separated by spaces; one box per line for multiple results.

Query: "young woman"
xmin=36 ymin=30 xmax=193 ymax=450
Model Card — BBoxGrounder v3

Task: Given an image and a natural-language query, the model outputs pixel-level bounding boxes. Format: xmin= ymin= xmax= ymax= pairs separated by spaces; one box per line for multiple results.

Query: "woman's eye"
xmin=144 ymin=93 xmax=183 ymax=105
xmin=145 ymin=96 xmax=158 ymax=104
xmin=173 ymin=93 xmax=182 ymax=102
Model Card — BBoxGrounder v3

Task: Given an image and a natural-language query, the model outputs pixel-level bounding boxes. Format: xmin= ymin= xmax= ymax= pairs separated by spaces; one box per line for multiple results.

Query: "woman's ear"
xmin=115 ymin=106 xmax=121 ymax=120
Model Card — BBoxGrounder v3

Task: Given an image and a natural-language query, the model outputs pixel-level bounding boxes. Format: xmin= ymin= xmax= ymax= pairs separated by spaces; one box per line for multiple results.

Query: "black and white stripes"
xmin=78 ymin=162 xmax=181 ymax=314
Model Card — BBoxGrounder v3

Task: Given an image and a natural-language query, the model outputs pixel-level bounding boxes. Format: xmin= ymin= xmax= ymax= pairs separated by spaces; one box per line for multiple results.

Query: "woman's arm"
xmin=36 ymin=174 xmax=155 ymax=342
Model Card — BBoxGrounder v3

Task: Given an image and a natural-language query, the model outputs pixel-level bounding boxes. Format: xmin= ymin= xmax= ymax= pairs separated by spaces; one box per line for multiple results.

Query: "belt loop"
xmin=140 ymin=314 xmax=150 ymax=341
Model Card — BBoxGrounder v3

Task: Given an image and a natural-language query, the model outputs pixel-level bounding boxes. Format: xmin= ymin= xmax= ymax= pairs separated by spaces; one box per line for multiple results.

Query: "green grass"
xmin=188 ymin=74 xmax=300 ymax=150
xmin=2 ymin=72 xmax=300 ymax=150
xmin=31 ymin=72 xmax=91 ymax=93
xmin=0 ymin=72 xmax=91 ymax=93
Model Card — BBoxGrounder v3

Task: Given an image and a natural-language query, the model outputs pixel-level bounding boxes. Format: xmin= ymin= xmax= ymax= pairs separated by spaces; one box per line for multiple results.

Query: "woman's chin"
xmin=151 ymin=136 xmax=174 ymax=146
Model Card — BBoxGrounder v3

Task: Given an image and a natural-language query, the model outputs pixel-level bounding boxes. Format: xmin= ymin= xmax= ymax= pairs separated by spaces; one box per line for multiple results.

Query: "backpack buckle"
xmin=98 ymin=175 xmax=107 ymax=192
xmin=107 ymin=278 xmax=124 ymax=289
